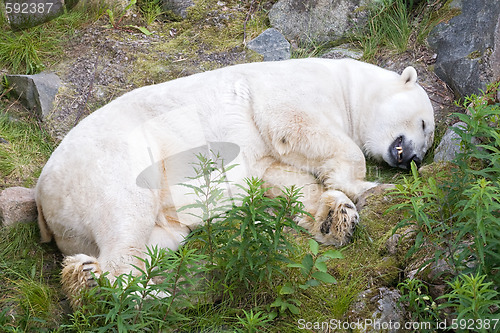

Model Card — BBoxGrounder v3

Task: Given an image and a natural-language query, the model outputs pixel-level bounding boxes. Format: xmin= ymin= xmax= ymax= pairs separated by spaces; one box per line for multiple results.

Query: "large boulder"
xmin=268 ymin=0 xmax=371 ymax=44
xmin=0 ymin=187 xmax=38 ymax=226
xmin=4 ymin=0 xmax=66 ymax=30
xmin=5 ymin=72 xmax=61 ymax=120
xmin=247 ymin=28 xmax=291 ymax=61
xmin=427 ymin=0 xmax=500 ymax=98
xmin=161 ymin=0 xmax=194 ymax=19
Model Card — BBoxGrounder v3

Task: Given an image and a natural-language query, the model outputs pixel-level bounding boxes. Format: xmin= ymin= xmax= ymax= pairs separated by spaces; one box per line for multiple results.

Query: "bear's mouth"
xmin=394 ymin=137 xmax=404 ymax=163
xmin=388 ymin=135 xmax=421 ymax=169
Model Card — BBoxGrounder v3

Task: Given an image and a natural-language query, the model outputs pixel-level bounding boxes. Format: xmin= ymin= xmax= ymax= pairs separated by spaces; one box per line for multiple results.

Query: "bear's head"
xmin=363 ymin=66 xmax=435 ymax=169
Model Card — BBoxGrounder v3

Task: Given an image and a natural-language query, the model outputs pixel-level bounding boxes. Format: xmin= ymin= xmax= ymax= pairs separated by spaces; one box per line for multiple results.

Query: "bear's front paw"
xmin=299 ymin=190 xmax=359 ymax=247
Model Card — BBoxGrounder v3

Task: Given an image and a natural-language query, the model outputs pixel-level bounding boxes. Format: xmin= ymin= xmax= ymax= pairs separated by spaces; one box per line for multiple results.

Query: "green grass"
xmin=291 ymin=39 xmax=331 ymax=59
xmin=137 ymin=0 xmax=165 ymax=26
xmin=0 ymin=2 xmax=106 ymax=74
xmin=0 ymin=222 xmax=63 ymax=332
xmin=0 ymin=110 xmax=55 ymax=189
xmin=356 ymin=0 xmax=457 ymax=60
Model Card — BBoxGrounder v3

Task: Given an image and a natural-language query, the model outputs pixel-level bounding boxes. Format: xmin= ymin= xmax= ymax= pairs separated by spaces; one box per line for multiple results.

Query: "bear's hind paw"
xmin=302 ymin=190 xmax=359 ymax=247
xmin=81 ymin=260 xmax=101 ymax=288
xmin=61 ymin=254 xmax=102 ymax=307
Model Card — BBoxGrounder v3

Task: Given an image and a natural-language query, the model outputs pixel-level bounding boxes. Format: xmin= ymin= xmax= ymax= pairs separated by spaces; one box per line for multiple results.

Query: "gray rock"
xmin=0 ymin=187 xmax=38 ymax=226
xmin=322 ymin=44 xmax=363 ymax=60
xmin=161 ymin=0 xmax=194 ymax=18
xmin=6 ymin=72 xmax=61 ymax=119
xmin=406 ymin=257 xmax=455 ymax=284
xmin=5 ymin=0 xmax=65 ymax=30
xmin=349 ymin=287 xmax=404 ymax=332
xmin=427 ymin=0 xmax=500 ymax=98
xmin=269 ymin=0 xmax=371 ymax=44
xmin=247 ymin=28 xmax=291 ymax=61
xmin=385 ymin=234 xmax=401 ymax=256
xmin=434 ymin=122 xmax=466 ymax=163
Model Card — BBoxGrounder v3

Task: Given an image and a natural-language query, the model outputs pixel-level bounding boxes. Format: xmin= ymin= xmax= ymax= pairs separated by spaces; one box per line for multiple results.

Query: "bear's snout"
xmin=388 ymin=135 xmax=421 ymax=169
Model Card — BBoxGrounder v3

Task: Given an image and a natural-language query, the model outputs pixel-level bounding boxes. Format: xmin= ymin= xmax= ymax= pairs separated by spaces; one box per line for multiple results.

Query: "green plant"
xmin=291 ymin=39 xmax=330 ymax=59
xmin=178 ymin=153 xmax=235 ymax=272
xmin=452 ymin=81 xmax=500 ymax=183
xmin=398 ymin=278 xmax=439 ymax=327
xmin=439 ymin=273 xmax=499 ymax=332
xmin=137 ymin=0 xmax=164 ymax=26
xmin=356 ymin=0 xmax=453 ymax=60
xmin=182 ymin=153 xmax=346 ymax=324
xmin=389 ymin=163 xmax=454 ymax=268
xmin=105 ymin=0 xmax=153 ymax=35
xmin=186 ymin=174 xmax=307 ymax=291
xmin=454 ymin=178 xmax=500 ymax=278
xmin=66 ymin=246 xmax=207 ymax=332
xmin=183 ymin=153 xmax=306 ymax=292
xmin=389 ymin=84 xmax=500 ymax=325
xmin=450 ymin=84 xmax=500 ymax=282
xmin=271 ymin=239 xmax=342 ymax=318
xmin=235 ymin=309 xmax=272 ymax=333
xmin=0 ymin=30 xmax=46 ymax=74
xmin=0 ymin=222 xmax=61 ymax=331
xmin=390 ymin=85 xmax=500 ymax=278
xmin=0 ymin=2 xmax=104 ymax=74
xmin=357 ymin=0 xmax=412 ymax=59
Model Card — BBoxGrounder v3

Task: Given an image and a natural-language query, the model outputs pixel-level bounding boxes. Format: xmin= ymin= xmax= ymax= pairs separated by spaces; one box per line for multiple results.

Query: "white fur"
xmin=35 ymin=58 xmax=434 ymax=302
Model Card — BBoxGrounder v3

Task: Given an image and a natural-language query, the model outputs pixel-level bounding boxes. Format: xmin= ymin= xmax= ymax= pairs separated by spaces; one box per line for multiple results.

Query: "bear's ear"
xmin=400 ymin=66 xmax=418 ymax=86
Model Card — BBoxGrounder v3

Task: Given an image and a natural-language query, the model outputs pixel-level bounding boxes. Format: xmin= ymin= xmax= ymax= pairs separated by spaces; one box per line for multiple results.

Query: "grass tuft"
xmin=0 ymin=222 xmax=63 ymax=331
xmin=0 ymin=111 xmax=55 ymax=189
xmin=356 ymin=0 xmax=457 ymax=60
xmin=0 ymin=2 xmax=105 ymax=74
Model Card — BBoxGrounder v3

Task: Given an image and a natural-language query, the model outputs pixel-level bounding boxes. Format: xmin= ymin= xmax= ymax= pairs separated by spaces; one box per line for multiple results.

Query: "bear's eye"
xmin=422 ymin=120 xmax=426 ymax=132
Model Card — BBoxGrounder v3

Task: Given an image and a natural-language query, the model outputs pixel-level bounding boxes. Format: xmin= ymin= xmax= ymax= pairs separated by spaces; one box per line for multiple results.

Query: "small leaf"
xmin=301 ymin=254 xmax=314 ymax=276
xmin=314 ymin=261 xmax=328 ymax=272
xmin=270 ymin=297 xmax=284 ymax=308
xmin=309 ymin=238 xmax=319 ymax=255
xmin=280 ymin=283 xmax=295 ymax=295
xmin=128 ymin=25 xmax=154 ymax=35
xmin=287 ymin=303 xmax=300 ymax=314
xmin=312 ymin=271 xmax=337 ymax=284
xmin=322 ymin=249 xmax=344 ymax=260
xmin=305 ymin=279 xmax=321 ymax=288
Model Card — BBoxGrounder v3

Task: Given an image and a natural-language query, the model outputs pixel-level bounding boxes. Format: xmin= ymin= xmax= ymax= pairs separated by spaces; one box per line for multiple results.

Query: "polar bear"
xmin=35 ymin=58 xmax=434 ymax=303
